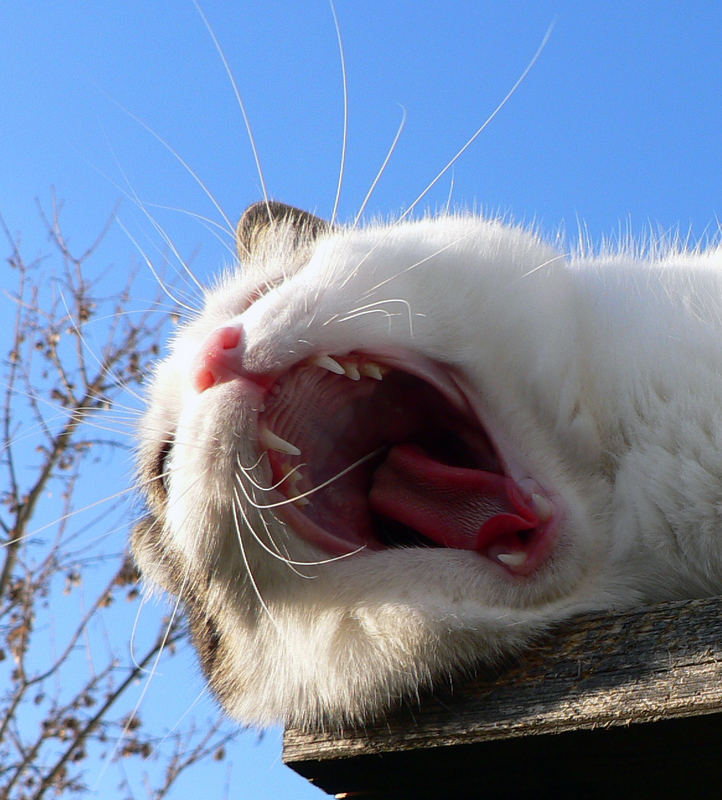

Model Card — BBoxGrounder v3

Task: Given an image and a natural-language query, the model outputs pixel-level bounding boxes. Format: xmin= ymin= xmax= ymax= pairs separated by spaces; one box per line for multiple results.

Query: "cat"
xmin=133 ymin=197 xmax=722 ymax=728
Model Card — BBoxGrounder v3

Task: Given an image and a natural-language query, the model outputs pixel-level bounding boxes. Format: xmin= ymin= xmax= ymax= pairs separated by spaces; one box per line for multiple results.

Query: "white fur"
xmin=136 ymin=213 xmax=722 ymax=726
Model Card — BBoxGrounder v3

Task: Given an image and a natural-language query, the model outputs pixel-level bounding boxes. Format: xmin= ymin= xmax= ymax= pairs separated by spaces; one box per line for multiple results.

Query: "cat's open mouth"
xmin=255 ymin=351 xmax=557 ymax=575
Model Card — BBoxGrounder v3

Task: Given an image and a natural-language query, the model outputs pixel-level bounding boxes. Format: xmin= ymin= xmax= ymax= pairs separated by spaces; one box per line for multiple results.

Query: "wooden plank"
xmin=284 ymin=595 xmax=722 ymax=797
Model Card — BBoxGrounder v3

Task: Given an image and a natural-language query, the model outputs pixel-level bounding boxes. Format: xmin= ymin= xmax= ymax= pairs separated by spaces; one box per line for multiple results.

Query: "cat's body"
xmin=134 ymin=201 xmax=722 ymax=727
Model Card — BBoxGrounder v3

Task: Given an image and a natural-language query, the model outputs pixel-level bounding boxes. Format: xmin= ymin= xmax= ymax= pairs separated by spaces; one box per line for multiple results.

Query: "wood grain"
xmin=284 ymin=596 xmax=722 ymax=797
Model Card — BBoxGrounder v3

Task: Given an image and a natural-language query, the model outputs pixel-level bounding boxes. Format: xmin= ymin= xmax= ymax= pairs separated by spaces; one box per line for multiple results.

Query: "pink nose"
xmin=191 ymin=325 xmax=271 ymax=393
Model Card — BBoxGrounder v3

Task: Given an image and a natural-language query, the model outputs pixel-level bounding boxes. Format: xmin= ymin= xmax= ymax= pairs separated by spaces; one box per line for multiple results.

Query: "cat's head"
xmin=134 ymin=202 xmax=613 ymax=727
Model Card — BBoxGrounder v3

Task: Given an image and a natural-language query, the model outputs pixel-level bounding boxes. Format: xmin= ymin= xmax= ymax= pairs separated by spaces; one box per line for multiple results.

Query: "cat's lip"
xmin=252 ymin=348 xmax=560 ymax=576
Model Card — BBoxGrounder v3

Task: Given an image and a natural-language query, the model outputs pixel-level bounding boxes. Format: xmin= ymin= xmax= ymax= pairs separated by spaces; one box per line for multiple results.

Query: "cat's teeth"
xmin=281 ymin=464 xmax=310 ymax=506
xmin=311 ymin=354 xmax=387 ymax=382
xmin=359 ymin=362 xmax=385 ymax=381
xmin=497 ymin=551 xmax=528 ymax=567
xmin=343 ymin=362 xmax=361 ymax=381
xmin=258 ymin=426 xmax=301 ymax=456
xmin=312 ymin=354 xmax=345 ymax=375
xmin=531 ymin=493 xmax=553 ymax=522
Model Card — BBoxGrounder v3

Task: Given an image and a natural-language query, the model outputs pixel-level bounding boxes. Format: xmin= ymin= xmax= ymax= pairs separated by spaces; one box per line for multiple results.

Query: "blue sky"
xmin=1 ymin=1 xmax=720 ymax=798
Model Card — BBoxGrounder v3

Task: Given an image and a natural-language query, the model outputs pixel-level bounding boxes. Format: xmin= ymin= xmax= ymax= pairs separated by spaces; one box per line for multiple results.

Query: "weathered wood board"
xmin=284 ymin=596 xmax=722 ymax=798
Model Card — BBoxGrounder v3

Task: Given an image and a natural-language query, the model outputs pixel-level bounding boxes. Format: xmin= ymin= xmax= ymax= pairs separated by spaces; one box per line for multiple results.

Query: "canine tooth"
xmin=293 ymin=495 xmax=310 ymax=507
xmin=259 ymin=426 xmax=301 ymax=456
xmin=281 ymin=463 xmax=305 ymax=487
xmin=343 ymin=362 xmax=361 ymax=381
xmin=497 ymin=551 xmax=528 ymax=567
xmin=313 ymin=354 xmax=345 ymax=375
xmin=360 ymin=362 xmax=384 ymax=381
xmin=532 ymin=493 xmax=553 ymax=522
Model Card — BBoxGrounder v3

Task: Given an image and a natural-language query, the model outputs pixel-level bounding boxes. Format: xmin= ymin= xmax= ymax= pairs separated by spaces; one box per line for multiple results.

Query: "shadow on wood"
xmin=284 ymin=596 xmax=722 ymax=798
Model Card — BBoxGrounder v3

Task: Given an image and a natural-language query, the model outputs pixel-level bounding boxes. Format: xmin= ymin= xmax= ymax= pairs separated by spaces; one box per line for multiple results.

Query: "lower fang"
xmin=259 ymin=426 xmax=301 ymax=456
xmin=497 ymin=551 xmax=528 ymax=567
xmin=531 ymin=493 xmax=553 ymax=522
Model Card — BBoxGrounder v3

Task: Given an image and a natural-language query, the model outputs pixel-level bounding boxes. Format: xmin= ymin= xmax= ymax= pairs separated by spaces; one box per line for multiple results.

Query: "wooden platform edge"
xmin=283 ymin=594 xmax=722 ymax=764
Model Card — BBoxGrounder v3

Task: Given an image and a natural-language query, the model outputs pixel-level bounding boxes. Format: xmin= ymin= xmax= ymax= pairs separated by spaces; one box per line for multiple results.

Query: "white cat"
xmin=134 ymin=199 xmax=722 ymax=728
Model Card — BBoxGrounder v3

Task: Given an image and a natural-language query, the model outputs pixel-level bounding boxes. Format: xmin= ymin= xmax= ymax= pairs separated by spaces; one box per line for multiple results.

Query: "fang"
xmin=343 ymin=362 xmax=361 ymax=381
xmin=360 ymin=362 xmax=385 ymax=380
xmin=497 ymin=551 xmax=528 ymax=567
xmin=259 ymin=426 xmax=301 ymax=456
xmin=312 ymin=354 xmax=345 ymax=375
xmin=531 ymin=493 xmax=553 ymax=522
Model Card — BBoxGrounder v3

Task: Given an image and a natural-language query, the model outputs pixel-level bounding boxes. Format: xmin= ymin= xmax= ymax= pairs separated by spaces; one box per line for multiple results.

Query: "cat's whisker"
xmin=117 ymin=200 xmax=206 ymax=306
xmin=129 ymin=587 xmax=153 ymax=674
xmin=478 ymin=252 xmax=569 ymax=319
xmin=254 ymin=509 xmax=318 ymax=579
xmin=230 ymin=488 xmax=280 ymax=630
xmin=105 ymin=94 xmax=234 ymax=239
xmin=115 ymin=218 xmax=197 ymax=315
xmin=3 ymin=473 xmax=169 ymax=550
xmin=239 ymin=448 xmax=383 ymax=511
xmin=95 ymin=132 xmax=208 ymax=302
xmin=353 ymin=107 xmax=407 ymax=228
xmin=363 ymin=231 xmax=473 ymax=295
xmin=58 ymin=290 xmax=149 ymax=406
xmin=86 ymin=304 xmax=181 ymax=323
xmin=444 ymin=168 xmax=456 ymax=215
xmin=235 ymin=452 xmax=302 ymax=493
xmin=93 ymin=574 xmax=187 ymax=790
xmin=192 ymin=0 xmax=271 ymax=217
xmin=333 ymin=299 xmax=413 ymax=336
xmin=329 ymin=0 xmax=348 ymax=227
xmin=143 ymin=201 xmax=236 ymax=241
xmin=518 ymin=253 xmax=569 ymax=282
xmin=399 ymin=24 xmax=554 ymax=223
xmin=329 ymin=233 xmax=475 ymax=339
xmin=232 ymin=459 xmax=365 ymax=568
xmin=156 ymin=684 xmax=215 ymax=746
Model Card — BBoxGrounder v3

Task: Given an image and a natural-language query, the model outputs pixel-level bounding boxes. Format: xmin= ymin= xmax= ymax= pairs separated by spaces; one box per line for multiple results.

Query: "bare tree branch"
xmin=0 ymin=200 xmax=240 ymax=799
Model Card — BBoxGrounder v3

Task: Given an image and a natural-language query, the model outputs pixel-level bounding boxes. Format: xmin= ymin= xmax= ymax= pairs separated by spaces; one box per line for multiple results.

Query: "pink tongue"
xmin=369 ymin=444 xmax=537 ymax=551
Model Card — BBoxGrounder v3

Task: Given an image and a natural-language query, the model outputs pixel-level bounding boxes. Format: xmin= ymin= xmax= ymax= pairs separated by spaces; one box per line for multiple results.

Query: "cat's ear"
xmin=236 ymin=201 xmax=330 ymax=260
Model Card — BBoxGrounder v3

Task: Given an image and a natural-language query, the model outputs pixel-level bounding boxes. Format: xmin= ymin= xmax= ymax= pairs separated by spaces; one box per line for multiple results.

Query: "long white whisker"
xmin=361 ymin=232 xmax=473 ymax=298
xmin=233 ymin=464 xmax=365 ymax=566
xmin=253 ymin=507 xmax=314 ymax=578
xmin=113 ymin=169 xmax=207 ymax=300
xmin=235 ymin=454 xmax=303 ymax=493
xmin=58 ymin=289 xmax=146 ymax=405
xmin=354 ymin=106 xmax=407 ymax=227
xmin=2 ymin=473 xmax=166 ymax=549
xmin=105 ymin=96 xmax=234 ymax=238
xmin=230 ymin=490 xmax=279 ymax=630
xmin=240 ymin=447 xmax=383 ymax=510
xmin=115 ymin=218 xmax=197 ymax=314
xmin=400 ymin=24 xmax=554 ymax=222
xmin=157 ymin=684 xmax=214 ymax=745
xmin=445 ymin=168 xmax=456 ymax=214
xmin=329 ymin=0 xmax=348 ymax=226
xmin=480 ymin=253 xmax=568 ymax=317
xmin=129 ymin=589 xmax=152 ymax=673
xmin=142 ymin=202 xmax=237 ymax=260
xmin=93 ymin=577 xmax=186 ymax=790
xmin=96 ymin=121 xmax=211 ymax=299
xmin=332 ymin=298 xmax=414 ymax=335
xmin=330 ymin=231 xmax=473 ymax=335
xmin=192 ymin=0 xmax=270 ymax=213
